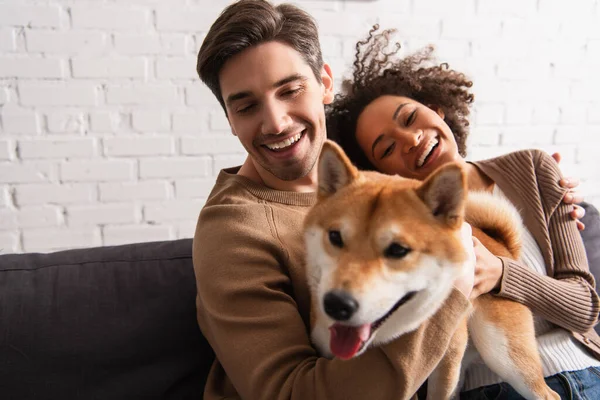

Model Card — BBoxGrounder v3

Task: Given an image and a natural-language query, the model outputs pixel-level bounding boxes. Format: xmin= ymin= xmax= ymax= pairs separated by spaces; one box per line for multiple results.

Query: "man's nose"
xmin=261 ymin=101 xmax=291 ymax=135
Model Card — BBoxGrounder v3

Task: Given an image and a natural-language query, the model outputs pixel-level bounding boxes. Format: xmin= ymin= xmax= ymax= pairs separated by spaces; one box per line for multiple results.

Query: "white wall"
xmin=0 ymin=0 xmax=599 ymax=253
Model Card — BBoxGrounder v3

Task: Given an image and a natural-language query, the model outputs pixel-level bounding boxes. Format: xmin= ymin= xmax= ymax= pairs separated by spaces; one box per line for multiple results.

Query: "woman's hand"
xmin=453 ymin=222 xmax=476 ymax=299
xmin=552 ymin=152 xmax=586 ymax=230
xmin=471 ymin=237 xmax=504 ymax=299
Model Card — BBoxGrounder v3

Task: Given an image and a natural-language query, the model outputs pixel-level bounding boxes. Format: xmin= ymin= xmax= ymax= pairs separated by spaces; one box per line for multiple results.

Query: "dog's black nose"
xmin=323 ymin=290 xmax=359 ymax=321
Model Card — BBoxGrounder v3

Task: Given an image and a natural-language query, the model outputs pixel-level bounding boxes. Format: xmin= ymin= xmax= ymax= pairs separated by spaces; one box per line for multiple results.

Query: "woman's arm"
xmin=494 ymin=151 xmax=599 ymax=333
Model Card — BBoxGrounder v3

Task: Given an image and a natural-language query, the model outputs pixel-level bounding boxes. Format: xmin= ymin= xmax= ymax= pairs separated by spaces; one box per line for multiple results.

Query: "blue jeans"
xmin=460 ymin=367 xmax=600 ymax=400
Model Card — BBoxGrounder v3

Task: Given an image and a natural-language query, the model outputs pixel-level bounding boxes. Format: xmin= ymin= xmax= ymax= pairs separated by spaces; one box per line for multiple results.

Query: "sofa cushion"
xmin=581 ymin=202 xmax=600 ymax=335
xmin=0 ymin=239 xmax=214 ymax=399
xmin=582 ymin=202 xmax=600 ymax=279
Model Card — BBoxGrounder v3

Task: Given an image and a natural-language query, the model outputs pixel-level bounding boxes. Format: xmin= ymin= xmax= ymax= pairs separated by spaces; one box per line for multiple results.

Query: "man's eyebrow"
xmin=393 ymin=102 xmax=409 ymax=121
xmin=225 ymin=74 xmax=308 ymax=107
xmin=226 ymin=91 xmax=252 ymax=106
xmin=273 ymin=74 xmax=307 ymax=88
xmin=371 ymin=134 xmax=385 ymax=159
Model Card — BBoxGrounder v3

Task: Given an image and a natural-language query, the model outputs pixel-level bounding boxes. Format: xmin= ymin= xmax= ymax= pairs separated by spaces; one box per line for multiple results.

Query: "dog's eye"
xmin=328 ymin=230 xmax=343 ymax=248
xmin=384 ymin=243 xmax=410 ymax=259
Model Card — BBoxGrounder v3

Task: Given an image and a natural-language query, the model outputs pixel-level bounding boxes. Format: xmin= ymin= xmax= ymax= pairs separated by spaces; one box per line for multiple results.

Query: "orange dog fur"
xmin=304 ymin=141 xmax=558 ymax=399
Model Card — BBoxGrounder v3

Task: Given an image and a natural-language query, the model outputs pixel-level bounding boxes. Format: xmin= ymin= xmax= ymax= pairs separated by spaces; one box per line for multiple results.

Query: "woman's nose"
xmin=395 ymin=128 xmax=423 ymax=153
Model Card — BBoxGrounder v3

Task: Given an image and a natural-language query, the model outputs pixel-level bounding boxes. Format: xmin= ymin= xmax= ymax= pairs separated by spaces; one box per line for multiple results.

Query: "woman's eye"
xmin=406 ymin=109 xmax=417 ymax=126
xmin=381 ymin=142 xmax=396 ymax=159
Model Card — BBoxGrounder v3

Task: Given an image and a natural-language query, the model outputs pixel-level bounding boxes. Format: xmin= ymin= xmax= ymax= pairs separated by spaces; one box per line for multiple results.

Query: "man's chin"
xmin=252 ymin=140 xmax=321 ymax=183
xmin=260 ymin=154 xmax=318 ymax=182
xmin=269 ymin=165 xmax=311 ymax=182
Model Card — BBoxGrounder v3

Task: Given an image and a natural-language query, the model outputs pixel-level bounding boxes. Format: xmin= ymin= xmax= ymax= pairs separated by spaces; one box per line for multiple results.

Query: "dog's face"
xmin=304 ymin=141 xmax=471 ymax=359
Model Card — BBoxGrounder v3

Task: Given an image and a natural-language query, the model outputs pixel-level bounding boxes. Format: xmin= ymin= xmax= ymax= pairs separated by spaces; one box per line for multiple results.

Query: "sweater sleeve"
xmin=193 ymin=205 xmax=470 ymax=400
xmin=495 ymin=150 xmax=600 ymax=333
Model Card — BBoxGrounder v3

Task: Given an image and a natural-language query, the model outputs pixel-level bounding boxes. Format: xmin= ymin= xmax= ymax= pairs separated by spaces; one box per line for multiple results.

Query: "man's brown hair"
xmin=197 ymin=0 xmax=324 ymax=111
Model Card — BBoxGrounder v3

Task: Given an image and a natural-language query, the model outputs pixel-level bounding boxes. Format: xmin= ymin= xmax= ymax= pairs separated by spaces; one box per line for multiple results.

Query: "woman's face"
xmin=356 ymin=95 xmax=462 ymax=181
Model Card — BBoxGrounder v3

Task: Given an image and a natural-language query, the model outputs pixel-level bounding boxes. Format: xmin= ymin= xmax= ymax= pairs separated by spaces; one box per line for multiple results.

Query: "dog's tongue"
xmin=329 ymin=323 xmax=371 ymax=360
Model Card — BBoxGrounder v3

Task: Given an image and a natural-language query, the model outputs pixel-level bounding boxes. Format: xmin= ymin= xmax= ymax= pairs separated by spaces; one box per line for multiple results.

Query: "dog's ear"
xmin=318 ymin=140 xmax=359 ymax=197
xmin=415 ymin=163 xmax=466 ymax=228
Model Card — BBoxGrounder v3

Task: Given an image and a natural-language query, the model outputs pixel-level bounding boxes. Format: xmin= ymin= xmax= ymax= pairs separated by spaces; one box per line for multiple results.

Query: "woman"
xmin=326 ymin=26 xmax=600 ymax=399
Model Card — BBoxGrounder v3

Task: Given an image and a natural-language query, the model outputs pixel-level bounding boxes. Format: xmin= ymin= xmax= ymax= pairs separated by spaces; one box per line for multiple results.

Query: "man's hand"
xmin=552 ymin=152 xmax=586 ymax=231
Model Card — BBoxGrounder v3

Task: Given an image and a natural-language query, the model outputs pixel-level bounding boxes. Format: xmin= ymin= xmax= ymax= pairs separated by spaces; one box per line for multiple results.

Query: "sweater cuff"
xmin=495 ymin=256 xmax=529 ymax=302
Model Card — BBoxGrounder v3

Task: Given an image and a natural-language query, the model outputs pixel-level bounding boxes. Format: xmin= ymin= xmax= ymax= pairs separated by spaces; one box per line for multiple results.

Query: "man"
xmin=193 ymin=1 xmax=473 ymax=398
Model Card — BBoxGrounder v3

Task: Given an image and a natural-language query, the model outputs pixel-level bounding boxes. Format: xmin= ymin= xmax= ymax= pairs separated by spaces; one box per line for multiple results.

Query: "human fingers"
xmin=564 ymin=192 xmax=584 ymax=205
xmin=469 ymin=285 xmax=482 ymax=301
xmin=454 ymin=270 xmax=474 ymax=299
xmin=559 ymin=177 xmax=581 ymax=190
xmin=460 ymin=221 xmax=473 ymax=239
xmin=552 ymin=152 xmax=562 ymax=164
xmin=570 ymin=204 xmax=586 ymax=220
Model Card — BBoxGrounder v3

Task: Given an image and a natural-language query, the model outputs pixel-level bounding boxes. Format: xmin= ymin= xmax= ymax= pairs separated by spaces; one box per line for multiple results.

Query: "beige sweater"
xmin=193 ymin=149 xmax=600 ymax=399
xmin=193 ymin=167 xmax=470 ymax=400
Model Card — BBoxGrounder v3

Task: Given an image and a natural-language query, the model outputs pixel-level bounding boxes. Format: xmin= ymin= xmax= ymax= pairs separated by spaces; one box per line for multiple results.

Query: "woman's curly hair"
xmin=326 ymin=25 xmax=475 ymax=171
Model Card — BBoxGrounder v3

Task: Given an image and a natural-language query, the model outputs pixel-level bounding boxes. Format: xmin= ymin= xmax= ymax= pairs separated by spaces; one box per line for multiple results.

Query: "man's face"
xmin=219 ymin=41 xmax=334 ymax=183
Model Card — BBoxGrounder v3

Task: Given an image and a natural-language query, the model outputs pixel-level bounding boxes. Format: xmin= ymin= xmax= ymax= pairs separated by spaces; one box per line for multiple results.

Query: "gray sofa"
xmin=0 ymin=239 xmax=214 ymax=399
xmin=1 ymin=203 xmax=599 ymax=399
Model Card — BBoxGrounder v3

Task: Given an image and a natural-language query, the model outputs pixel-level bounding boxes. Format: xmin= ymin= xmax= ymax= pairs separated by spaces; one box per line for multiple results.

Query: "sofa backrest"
xmin=581 ymin=202 xmax=600 ymax=335
xmin=0 ymin=239 xmax=215 ymax=399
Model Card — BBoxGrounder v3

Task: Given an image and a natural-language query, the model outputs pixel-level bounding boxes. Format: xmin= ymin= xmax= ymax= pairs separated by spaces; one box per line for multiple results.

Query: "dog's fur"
xmin=304 ymin=141 xmax=558 ymax=399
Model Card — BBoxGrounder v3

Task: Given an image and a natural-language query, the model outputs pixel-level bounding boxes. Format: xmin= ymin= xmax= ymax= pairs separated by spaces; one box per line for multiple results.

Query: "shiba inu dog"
xmin=304 ymin=140 xmax=559 ymax=399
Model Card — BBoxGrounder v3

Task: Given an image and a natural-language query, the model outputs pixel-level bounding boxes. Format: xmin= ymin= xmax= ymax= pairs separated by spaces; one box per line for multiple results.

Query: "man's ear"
xmin=220 ymin=105 xmax=237 ymax=136
xmin=225 ymin=114 xmax=237 ymax=137
xmin=321 ymin=63 xmax=334 ymax=105
xmin=318 ymin=140 xmax=358 ymax=198
xmin=230 ymin=123 xmax=237 ymax=137
xmin=415 ymin=163 xmax=466 ymax=229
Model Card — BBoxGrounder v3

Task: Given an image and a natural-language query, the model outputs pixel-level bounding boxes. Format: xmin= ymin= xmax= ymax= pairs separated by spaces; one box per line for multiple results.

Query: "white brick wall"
xmin=0 ymin=4 xmax=63 ymax=28
xmin=19 ymin=82 xmax=99 ymax=106
xmin=19 ymin=138 xmax=96 ymax=159
xmin=103 ymin=136 xmax=175 ymax=157
xmin=70 ymin=5 xmax=151 ymax=31
xmin=67 ymin=203 xmax=139 ymax=226
xmin=26 ymin=30 xmax=108 ymax=54
xmin=1 ymin=0 xmax=599 ymax=253
xmin=60 ymin=160 xmax=137 ymax=182
xmin=0 ymin=56 xmax=65 ymax=78
xmin=14 ymin=183 xmax=96 ymax=206
xmin=2 ymin=107 xmax=41 ymax=134
xmin=71 ymin=57 xmax=148 ymax=79
xmin=99 ymin=181 xmax=171 ymax=202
